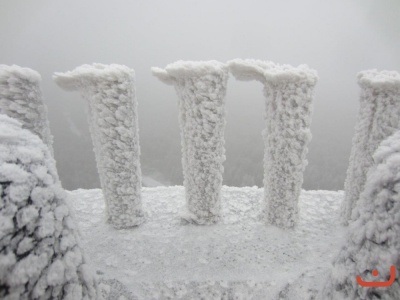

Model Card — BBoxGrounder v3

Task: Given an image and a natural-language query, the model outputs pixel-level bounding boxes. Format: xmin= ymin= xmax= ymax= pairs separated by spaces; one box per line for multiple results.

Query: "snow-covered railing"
xmin=228 ymin=59 xmax=318 ymax=229
xmin=342 ymin=70 xmax=400 ymax=224
xmin=0 ymin=65 xmax=54 ymax=155
xmin=0 ymin=114 xmax=98 ymax=299
xmin=319 ymin=130 xmax=400 ymax=300
xmin=152 ymin=61 xmax=229 ymax=224
xmin=54 ymin=64 xmax=144 ymax=229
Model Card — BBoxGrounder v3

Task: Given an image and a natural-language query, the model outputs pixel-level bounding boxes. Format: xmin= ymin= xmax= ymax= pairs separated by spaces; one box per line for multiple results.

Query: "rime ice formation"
xmin=0 ymin=65 xmax=54 ymax=155
xmin=53 ymin=64 xmax=143 ymax=229
xmin=0 ymin=115 xmax=98 ymax=300
xmin=228 ymin=59 xmax=318 ymax=229
xmin=152 ymin=61 xmax=229 ymax=224
xmin=318 ymin=131 xmax=400 ymax=300
xmin=342 ymin=70 xmax=400 ymax=224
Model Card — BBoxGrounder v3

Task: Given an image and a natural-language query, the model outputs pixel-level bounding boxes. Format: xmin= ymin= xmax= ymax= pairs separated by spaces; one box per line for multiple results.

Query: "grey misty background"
xmin=1 ymin=0 xmax=399 ymax=191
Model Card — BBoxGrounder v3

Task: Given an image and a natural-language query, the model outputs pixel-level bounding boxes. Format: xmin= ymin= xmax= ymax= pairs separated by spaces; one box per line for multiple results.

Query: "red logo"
xmin=357 ymin=265 xmax=396 ymax=287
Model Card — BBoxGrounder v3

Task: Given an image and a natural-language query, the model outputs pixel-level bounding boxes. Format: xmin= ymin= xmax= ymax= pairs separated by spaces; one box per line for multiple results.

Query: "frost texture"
xmin=152 ymin=61 xmax=228 ymax=224
xmin=342 ymin=70 xmax=400 ymax=224
xmin=0 ymin=115 xmax=98 ymax=300
xmin=228 ymin=59 xmax=318 ymax=229
xmin=318 ymin=130 xmax=400 ymax=300
xmin=0 ymin=65 xmax=54 ymax=155
xmin=53 ymin=64 xmax=144 ymax=229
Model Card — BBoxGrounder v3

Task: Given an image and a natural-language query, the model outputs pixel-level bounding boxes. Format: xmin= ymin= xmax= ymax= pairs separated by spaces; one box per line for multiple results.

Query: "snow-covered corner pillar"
xmin=0 ymin=114 xmax=98 ymax=299
xmin=228 ymin=59 xmax=318 ymax=229
xmin=318 ymin=130 xmax=400 ymax=300
xmin=341 ymin=70 xmax=400 ymax=224
xmin=53 ymin=64 xmax=144 ymax=229
xmin=152 ymin=61 xmax=228 ymax=224
xmin=0 ymin=64 xmax=54 ymax=155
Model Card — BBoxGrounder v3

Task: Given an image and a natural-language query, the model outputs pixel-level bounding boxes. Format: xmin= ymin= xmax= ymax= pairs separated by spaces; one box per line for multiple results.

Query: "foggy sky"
xmin=1 ymin=0 xmax=400 ymax=190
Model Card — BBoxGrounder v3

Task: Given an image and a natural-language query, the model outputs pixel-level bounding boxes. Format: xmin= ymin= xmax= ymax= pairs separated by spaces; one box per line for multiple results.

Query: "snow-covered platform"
xmin=68 ymin=187 xmax=346 ymax=299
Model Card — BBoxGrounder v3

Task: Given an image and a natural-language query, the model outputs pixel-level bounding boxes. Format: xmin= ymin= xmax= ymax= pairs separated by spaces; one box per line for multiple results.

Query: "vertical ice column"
xmin=152 ymin=61 xmax=229 ymax=224
xmin=228 ymin=59 xmax=318 ymax=229
xmin=342 ymin=70 xmax=400 ymax=224
xmin=0 ymin=114 xmax=98 ymax=299
xmin=54 ymin=64 xmax=144 ymax=229
xmin=318 ymin=130 xmax=400 ymax=300
xmin=0 ymin=65 xmax=54 ymax=155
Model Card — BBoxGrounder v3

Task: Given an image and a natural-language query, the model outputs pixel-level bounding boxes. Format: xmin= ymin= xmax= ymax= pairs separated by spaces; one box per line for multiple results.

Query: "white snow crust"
xmin=319 ymin=130 xmax=400 ymax=300
xmin=0 ymin=115 xmax=98 ymax=300
xmin=54 ymin=64 xmax=144 ymax=229
xmin=152 ymin=61 xmax=229 ymax=224
xmin=0 ymin=65 xmax=54 ymax=155
xmin=69 ymin=186 xmax=345 ymax=299
xmin=228 ymin=59 xmax=318 ymax=229
xmin=342 ymin=69 xmax=400 ymax=224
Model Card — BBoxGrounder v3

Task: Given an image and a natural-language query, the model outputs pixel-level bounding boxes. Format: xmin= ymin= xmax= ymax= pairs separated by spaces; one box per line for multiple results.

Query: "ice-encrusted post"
xmin=54 ymin=64 xmax=144 ymax=229
xmin=0 ymin=65 xmax=54 ymax=155
xmin=152 ymin=61 xmax=228 ymax=224
xmin=0 ymin=114 xmax=98 ymax=299
xmin=228 ymin=59 xmax=318 ymax=229
xmin=342 ymin=70 xmax=400 ymax=224
xmin=318 ymin=130 xmax=400 ymax=300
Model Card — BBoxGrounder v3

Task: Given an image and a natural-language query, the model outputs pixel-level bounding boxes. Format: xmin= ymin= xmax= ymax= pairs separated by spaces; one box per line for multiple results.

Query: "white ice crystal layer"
xmin=228 ymin=59 xmax=318 ymax=229
xmin=0 ymin=65 xmax=54 ymax=155
xmin=0 ymin=114 xmax=98 ymax=299
xmin=152 ymin=61 xmax=229 ymax=224
xmin=54 ymin=64 xmax=144 ymax=229
xmin=319 ymin=130 xmax=400 ymax=300
xmin=342 ymin=69 xmax=400 ymax=224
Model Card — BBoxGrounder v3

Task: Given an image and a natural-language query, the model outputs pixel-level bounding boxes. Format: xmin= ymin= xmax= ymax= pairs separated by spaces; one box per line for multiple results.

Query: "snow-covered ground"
xmin=68 ymin=186 xmax=346 ymax=299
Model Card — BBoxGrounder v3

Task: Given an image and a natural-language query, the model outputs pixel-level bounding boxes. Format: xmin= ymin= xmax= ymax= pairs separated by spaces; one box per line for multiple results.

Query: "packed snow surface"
xmin=69 ymin=186 xmax=345 ymax=299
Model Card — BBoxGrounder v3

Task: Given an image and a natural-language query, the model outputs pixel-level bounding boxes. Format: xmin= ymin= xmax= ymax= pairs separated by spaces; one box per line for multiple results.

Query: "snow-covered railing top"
xmin=151 ymin=60 xmax=228 ymax=85
xmin=227 ymin=59 xmax=318 ymax=85
xmin=357 ymin=69 xmax=400 ymax=90
xmin=53 ymin=63 xmax=135 ymax=91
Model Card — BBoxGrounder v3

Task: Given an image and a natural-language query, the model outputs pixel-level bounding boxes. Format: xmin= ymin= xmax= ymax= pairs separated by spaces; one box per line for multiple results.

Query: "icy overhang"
xmin=227 ymin=59 xmax=318 ymax=86
xmin=53 ymin=63 xmax=135 ymax=91
xmin=151 ymin=60 xmax=228 ymax=85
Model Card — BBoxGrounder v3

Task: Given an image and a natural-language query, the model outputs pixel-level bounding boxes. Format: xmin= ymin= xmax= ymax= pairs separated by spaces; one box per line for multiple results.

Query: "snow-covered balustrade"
xmin=228 ymin=59 xmax=318 ymax=229
xmin=318 ymin=130 xmax=400 ymax=300
xmin=342 ymin=69 xmax=400 ymax=224
xmin=0 ymin=114 xmax=98 ymax=299
xmin=0 ymin=65 xmax=54 ymax=155
xmin=152 ymin=61 xmax=229 ymax=224
xmin=54 ymin=64 xmax=144 ymax=229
